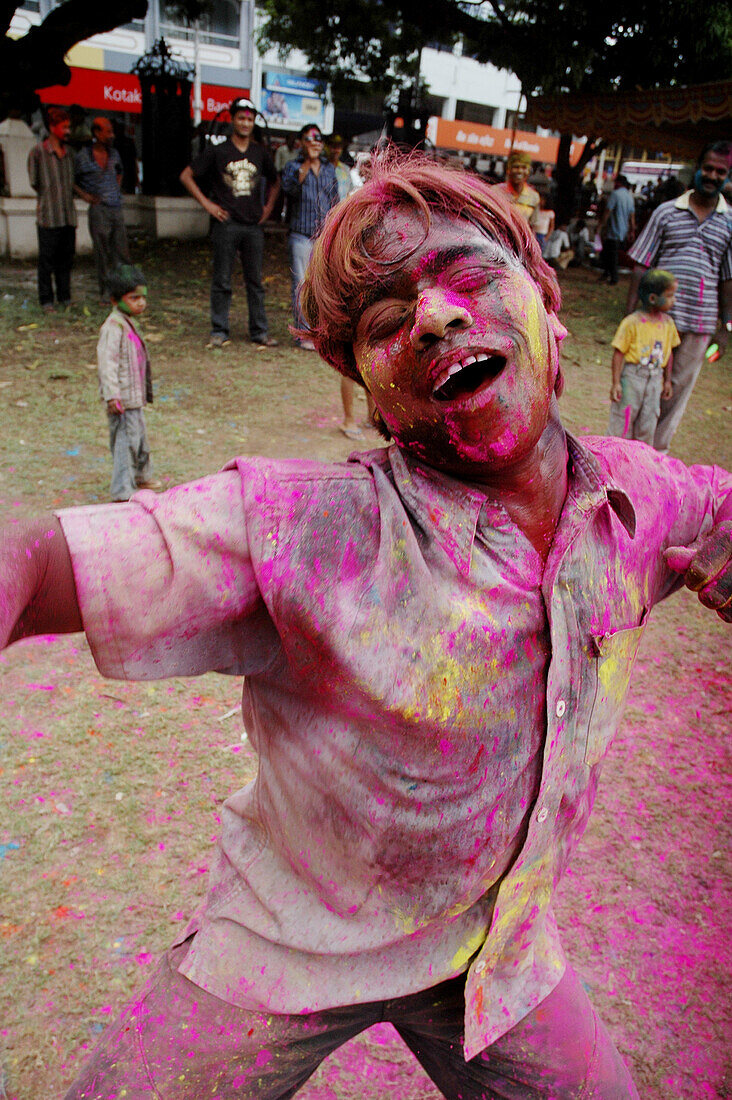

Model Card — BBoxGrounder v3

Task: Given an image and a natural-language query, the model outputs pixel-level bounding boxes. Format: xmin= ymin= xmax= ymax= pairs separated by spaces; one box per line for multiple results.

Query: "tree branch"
xmin=1 ymin=0 xmax=148 ymax=92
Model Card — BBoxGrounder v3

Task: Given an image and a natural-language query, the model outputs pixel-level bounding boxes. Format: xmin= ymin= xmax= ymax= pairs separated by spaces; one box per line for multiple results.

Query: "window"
xmin=456 ymin=101 xmax=496 ymax=127
xmin=160 ymin=0 xmax=240 ymax=48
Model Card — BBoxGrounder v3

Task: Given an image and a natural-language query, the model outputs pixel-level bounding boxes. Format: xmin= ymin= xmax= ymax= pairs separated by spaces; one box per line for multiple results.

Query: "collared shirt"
xmin=281 ymin=155 xmax=339 ymax=238
xmin=628 ymin=191 xmax=732 ymax=334
xmin=56 ymin=437 xmax=732 ymax=1059
xmin=604 ymin=186 xmax=635 ymax=241
xmin=493 ymin=181 xmax=540 ymax=227
xmin=96 ymin=307 xmax=151 ymax=409
xmin=27 ymin=140 xmax=77 ymax=228
xmin=75 ymin=145 xmax=124 ymax=208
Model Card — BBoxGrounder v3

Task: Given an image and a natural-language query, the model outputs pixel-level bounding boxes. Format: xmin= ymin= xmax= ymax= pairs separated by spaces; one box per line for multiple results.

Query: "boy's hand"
xmin=662 ymin=378 xmax=673 ymax=400
xmin=665 ymin=521 xmax=732 ymax=622
xmin=610 ymin=383 xmax=622 ymax=403
xmin=107 ymin=398 xmax=124 ymax=415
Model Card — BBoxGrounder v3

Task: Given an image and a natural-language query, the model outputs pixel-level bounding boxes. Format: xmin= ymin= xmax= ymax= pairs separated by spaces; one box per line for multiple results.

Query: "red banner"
xmin=39 ymin=68 xmax=249 ymax=121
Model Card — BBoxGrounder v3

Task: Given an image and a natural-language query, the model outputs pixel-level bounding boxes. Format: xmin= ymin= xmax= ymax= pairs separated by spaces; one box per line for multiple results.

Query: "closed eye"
xmin=444 ymin=265 xmax=495 ymax=293
xmin=364 ymin=304 xmax=414 ymax=341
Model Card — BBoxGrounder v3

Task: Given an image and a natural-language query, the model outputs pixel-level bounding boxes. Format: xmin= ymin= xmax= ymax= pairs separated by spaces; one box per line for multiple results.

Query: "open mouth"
xmin=432 ymin=355 xmax=506 ymax=402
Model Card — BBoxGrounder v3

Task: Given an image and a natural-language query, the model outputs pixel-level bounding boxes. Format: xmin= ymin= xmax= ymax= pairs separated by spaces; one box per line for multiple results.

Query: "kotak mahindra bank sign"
xmin=40 ymin=69 xmax=247 ymax=122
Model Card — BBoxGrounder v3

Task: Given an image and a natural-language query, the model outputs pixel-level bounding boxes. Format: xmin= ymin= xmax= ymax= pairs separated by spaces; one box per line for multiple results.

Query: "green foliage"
xmin=256 ymin=0 xmax=732 ymax=100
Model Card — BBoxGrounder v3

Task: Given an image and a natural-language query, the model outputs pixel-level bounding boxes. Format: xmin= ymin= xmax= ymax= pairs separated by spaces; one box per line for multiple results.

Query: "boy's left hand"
xmin=665 ymin=521 xmax=732 ymax=621
xmin=662 ymin=378 xmax=673 ymax=400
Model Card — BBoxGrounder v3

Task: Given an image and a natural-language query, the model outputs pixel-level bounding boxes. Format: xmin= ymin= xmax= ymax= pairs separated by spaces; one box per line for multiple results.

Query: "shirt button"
xmin=555 ymin=700 xmax=566 ymax=718
xmin=537 ymin=807 xmax=548 ymax=823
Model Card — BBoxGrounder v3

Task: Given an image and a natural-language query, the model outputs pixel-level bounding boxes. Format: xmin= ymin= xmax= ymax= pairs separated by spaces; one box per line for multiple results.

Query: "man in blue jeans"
xmin=281 ymin=124 xmax=339 ymax=350
xmin=598 ymin=175 xmax=636 ymax=286
xmin=180 ymin=98 xmax=280 ymax=349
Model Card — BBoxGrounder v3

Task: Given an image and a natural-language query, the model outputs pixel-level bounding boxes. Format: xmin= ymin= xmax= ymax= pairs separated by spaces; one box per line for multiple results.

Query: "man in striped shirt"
xmin=627 ymin=142 xmax=732 ymax=451
xmin=27 ymin=107 xmax=77 ymax=311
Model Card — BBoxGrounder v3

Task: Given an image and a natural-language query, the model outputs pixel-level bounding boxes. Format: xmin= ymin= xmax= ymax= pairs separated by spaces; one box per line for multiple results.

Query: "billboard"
xmin=426 ymin=117 xmax=585 ymax=166
xmin=260 ymin=71 xmax=325 ymax=129
xmin=39 ymin=68 xmax=249 ymax=122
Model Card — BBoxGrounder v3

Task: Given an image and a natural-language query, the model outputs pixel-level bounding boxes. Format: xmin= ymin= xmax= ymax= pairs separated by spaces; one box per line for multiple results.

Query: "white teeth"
xmin=432 ymin=354 xmax=481 ymax=393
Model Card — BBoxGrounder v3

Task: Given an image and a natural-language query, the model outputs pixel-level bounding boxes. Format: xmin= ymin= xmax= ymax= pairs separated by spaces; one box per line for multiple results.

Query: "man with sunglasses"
xmin=281 ymin=124 xmax=339 ymax=350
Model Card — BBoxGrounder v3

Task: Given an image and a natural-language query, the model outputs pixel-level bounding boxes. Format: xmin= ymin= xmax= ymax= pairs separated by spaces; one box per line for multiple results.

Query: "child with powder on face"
xmin=608 ymin=268 xmax=679 ymax=447
xmin=2 ymin=154 xmax=732 ymax=1100
xmin=97 ymin=264 xmax=161 ymax=501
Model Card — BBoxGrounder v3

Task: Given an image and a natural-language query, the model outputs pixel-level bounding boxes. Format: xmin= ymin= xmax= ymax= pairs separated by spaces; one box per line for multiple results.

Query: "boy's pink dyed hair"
xmin=299 ymin=150 xmax=561 ymax=382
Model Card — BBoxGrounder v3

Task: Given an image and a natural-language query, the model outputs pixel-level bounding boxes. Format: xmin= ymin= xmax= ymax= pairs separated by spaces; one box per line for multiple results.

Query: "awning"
xmin=524 ymin=80 xmax=732 ymax=160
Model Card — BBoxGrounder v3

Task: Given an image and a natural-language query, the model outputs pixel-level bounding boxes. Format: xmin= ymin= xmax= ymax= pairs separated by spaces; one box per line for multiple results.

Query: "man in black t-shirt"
xmin=180 ymin=98 xmax=280 ymax=349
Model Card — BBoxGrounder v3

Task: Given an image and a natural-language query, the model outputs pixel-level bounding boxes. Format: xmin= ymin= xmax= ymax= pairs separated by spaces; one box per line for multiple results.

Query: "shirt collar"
xmin=351 ymin=435 xmax=636 ymax=577
xmin=42 ymin=137 xmax=66 ymax=158
xmin=675 ymin=189 xmax=728 ymax=214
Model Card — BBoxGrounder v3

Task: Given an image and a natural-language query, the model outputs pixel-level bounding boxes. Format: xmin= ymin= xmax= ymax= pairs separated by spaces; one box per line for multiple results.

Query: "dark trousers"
xmin=64 ymin=938 xmax=639 ymax=1099
xmin=36 ymin=224 xmax=76 ymax=306
xmin=210 ymin=219 xmax=268 ymax=342
xmin=601 ymin=237 xmax=620 ymax=284
xmin=88 ymin=204 xmax=130 ymax=297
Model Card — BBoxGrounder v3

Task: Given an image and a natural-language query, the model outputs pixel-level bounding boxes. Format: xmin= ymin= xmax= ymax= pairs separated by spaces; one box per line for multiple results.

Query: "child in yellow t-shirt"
xmin=608 ymin=269 xmax=680 ymax=447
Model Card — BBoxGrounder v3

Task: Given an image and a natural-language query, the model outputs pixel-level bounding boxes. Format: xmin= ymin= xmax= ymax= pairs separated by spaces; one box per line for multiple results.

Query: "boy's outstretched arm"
xmin=1 ymin=516 xmax=82 ymax=649
xmin=665 ymin=521 xmax=732 ymax=622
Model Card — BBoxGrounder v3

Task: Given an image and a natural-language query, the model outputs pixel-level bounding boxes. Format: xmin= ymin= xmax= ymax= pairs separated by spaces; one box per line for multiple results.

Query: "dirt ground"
xmin=0 ymin=229 xmax=730 ymax=1099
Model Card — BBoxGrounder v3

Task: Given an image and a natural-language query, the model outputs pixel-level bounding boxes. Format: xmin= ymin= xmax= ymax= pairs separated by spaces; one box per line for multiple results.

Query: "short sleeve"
xmin=56 ymin=471 xmax=276 ymax=681
xmin=720 ymin=225 xmax=732 ymax=281
xmin=611 ymin=316 xmax=633 ymax=355
xmin=190 ymin=141 xmax=216 ymax=183
xmin=628 ymin=206 xmax=662 ymax=267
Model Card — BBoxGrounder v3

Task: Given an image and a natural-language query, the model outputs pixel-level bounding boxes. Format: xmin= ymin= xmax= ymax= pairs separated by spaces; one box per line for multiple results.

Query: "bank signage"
xmin=39 ymin=68 xmax=249 ymax=122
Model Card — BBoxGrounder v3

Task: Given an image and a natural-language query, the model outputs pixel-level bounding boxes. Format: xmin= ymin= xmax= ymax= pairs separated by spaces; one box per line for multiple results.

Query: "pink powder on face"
xmin=255 ymin=1049 xmax=272 ymax=1067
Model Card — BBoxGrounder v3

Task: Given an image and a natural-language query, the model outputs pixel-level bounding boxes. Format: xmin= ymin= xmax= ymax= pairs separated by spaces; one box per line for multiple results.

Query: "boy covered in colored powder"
xmin=2 ymin=154 xmax=731 ymax=1100
xmin=608 ymin=268 xmax=680 ymax=446
xmin=97 ymin=265 xmax=160 ymax=502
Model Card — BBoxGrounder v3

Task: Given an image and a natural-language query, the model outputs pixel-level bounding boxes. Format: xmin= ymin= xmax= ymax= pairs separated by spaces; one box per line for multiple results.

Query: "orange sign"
xmin=426 ymin=117 xmax=584 ymax=166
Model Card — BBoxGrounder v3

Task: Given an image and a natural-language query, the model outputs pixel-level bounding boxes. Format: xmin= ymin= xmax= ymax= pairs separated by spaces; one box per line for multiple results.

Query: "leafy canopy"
xmin=256 ymin=0 xmax=732 ymax=99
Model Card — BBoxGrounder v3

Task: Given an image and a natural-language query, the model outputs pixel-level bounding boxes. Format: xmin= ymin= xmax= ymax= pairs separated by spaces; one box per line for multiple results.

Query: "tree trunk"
xmin=553 ymin=132 xmax=604 ymax=223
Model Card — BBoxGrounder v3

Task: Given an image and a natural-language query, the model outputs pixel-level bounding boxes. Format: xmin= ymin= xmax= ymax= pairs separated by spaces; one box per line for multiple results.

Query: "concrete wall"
xmin=0 ymin=199 xmax=93 ymax=259
xmin=420 ymin=47 xmax=522 ymax=128
xmin=0 ymin=196 xmax=209 ymax=258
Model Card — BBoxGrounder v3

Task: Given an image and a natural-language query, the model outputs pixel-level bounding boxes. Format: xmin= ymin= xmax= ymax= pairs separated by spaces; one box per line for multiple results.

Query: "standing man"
xmin=180 ymin=97 xmax=280 ymax=350
xmin=27 ymin=107 xmax=77 ymax=312
xmin=74 ymin=117 xmax=131 ymax=302
xmin=4 ymin=154 xmax=732 ymax=1100
xmin=599 ymin=175 xmax=636 ymax=285
xmin=627 ymin=142 xmax=732 ymax=452
xmin=281 ymin=124 xmax=339 ymax=350
xmin=492 ymin=150 xmax=540 ymax=228
xmin=325 ymin=134 xmax=353 ymax=202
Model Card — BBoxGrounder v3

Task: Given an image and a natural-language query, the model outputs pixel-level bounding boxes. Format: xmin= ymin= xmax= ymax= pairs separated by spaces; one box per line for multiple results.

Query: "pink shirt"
xmin=57 ymin=436 xmax=731 ymax=1059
